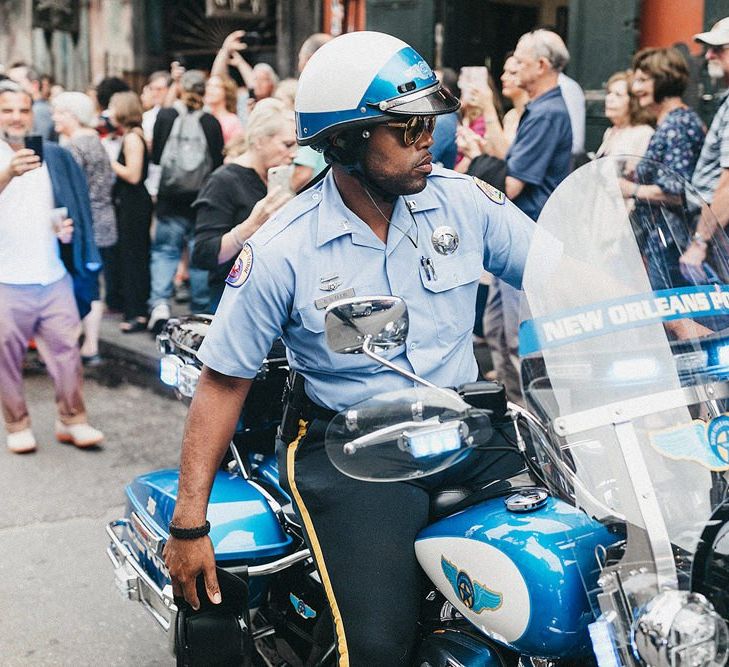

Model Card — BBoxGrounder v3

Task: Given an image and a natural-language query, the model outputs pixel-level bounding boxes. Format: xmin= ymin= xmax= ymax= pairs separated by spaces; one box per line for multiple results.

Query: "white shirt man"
xmin=0 ymin=84 xmax=103 ymax=453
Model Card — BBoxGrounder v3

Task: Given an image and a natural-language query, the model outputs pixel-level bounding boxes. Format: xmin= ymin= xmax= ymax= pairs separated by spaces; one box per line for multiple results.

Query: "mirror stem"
xmin=362 ymin=337 xmax=437 ymax=389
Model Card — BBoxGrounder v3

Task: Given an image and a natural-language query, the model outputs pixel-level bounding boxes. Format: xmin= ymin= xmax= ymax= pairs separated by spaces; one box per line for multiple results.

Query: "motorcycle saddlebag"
xmin=175 ymin=567 xmax=252 ymax=667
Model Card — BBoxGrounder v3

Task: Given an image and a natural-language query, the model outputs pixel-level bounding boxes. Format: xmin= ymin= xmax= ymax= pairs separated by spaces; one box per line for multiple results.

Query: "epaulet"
xmin=427 ymin=164 xmax=472 ymax=181
xmin=471 ymin=175 xmax=506 ymax=205
xmin=252 ymin=188 xmax=322 ymax=246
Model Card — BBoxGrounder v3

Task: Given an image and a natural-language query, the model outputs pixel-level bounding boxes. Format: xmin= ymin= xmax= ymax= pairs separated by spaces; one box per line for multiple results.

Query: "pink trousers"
xmin=0 ymin=274 xmax=87 ymax=432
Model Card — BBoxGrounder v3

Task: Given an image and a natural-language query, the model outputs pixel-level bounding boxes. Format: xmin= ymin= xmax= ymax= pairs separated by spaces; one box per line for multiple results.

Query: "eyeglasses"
xmin=706 ymin=44 xmax=728 ymax=55
xmin=383 ymin=115 xmax=436 ymax=146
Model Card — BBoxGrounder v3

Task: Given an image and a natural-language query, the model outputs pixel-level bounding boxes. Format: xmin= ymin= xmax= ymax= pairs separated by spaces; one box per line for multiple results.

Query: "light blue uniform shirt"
xmin=197 ymin=165 xmax=535 ymax=412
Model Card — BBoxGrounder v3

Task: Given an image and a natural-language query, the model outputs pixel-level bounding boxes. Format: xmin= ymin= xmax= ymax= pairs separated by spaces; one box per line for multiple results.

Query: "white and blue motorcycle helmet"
xmin=295 ymin=31 xmax=460 ymax=149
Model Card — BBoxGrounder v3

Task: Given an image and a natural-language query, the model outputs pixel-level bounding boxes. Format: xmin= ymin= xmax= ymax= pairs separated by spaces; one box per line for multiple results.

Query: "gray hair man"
xmin=491 ymin=29 xmax=573 ymax=406
xmin=681 ymin=18 xmax=729 ymax=279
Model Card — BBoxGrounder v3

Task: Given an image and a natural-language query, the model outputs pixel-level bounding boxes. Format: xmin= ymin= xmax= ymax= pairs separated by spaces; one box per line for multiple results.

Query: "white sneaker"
xmin=55 ymin=421 xmax=104 ymax=448
xmin=148 ymin=303 xmax=171 ymax=334
xmin=7 ymin=428 xmax=37 ymax=454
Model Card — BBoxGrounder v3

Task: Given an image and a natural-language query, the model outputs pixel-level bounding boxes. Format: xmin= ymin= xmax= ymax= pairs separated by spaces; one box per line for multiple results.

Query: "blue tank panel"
xmin=126 ymin=469 xmax=293 ymax=562
xmin=415 ymin=496 xmax=618 ymax=658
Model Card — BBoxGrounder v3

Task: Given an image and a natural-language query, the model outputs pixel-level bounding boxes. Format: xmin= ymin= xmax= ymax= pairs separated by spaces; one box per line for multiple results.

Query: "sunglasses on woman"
xmin=383 ymin=115 xmax=436 ymax=146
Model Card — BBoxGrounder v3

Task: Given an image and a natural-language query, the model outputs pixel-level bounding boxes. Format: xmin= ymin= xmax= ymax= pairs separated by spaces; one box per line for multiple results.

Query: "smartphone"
xmin=24 ymin=135 xmax=43 ymax=164
xmin=267 ymin=165 xmax=294 ymax=195
xmin=50 ymin=206 xmax=68 ymax=234
xmin=459 ymin=66 xmax=490 ymax=93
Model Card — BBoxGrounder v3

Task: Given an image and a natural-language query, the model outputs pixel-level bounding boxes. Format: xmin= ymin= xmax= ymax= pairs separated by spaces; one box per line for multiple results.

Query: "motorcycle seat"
xmin=429 ymin=486 xmax=471 ymax=519
xmin=429 ymin=480 xmax=515 ymax=520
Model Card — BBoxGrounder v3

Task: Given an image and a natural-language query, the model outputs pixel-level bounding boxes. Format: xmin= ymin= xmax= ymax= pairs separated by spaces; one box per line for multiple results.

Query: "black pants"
xmin=277 ymin=417 xmax=523 ymax=667
xmin=100 ymin=245 xmax=123 ymax=312
xmin=115 ymin=192 xmax=152 ymax=320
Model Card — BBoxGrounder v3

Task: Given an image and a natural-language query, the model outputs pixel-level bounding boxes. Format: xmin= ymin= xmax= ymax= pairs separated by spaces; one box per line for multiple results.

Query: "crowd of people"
xmin=430 ymin=21 xmax=729 ymax=404
xmin=0 ymin=32 xmax=330 ymax=452
xmin=3 ymin=17 xmax=729 ymax=454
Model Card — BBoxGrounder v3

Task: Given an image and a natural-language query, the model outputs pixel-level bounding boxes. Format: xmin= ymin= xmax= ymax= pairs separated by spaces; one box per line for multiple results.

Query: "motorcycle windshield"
xmin=519 ymin=156 xmax=729 ymax=641
xmin=324 ymin=387 xmax=492 ymax=482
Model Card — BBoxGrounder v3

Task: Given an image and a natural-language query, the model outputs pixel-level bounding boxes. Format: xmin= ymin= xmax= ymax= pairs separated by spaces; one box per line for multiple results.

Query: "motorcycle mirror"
xmin=325 ymin=296 xmax=409 ymax=354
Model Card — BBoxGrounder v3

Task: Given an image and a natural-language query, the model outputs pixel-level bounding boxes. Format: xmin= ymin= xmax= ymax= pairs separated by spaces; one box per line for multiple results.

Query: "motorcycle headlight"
xmin=160 ymin=354 xmax=183 ymax=387
xmin=178 ymin=364 xmax=201 ymax=398
xmin=632 ymin=590 xmax=729 ymax=667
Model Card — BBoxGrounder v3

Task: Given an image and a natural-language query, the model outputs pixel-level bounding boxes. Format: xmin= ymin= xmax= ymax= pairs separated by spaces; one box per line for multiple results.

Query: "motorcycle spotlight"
xmin=632 ymin=590 xmax=729 ymax=667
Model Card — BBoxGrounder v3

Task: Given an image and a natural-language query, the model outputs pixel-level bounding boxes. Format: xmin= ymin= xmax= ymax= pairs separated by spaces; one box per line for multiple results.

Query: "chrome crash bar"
xmin=106 ymin=518 xmax=311 ymax=632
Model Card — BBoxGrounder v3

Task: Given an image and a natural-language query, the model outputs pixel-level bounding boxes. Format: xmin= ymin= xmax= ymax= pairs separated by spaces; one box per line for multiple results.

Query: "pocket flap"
xmin=420 ymin=251 xmax=483 ymax=293
xmin=299 ymin=303 xmax=326 ymax=333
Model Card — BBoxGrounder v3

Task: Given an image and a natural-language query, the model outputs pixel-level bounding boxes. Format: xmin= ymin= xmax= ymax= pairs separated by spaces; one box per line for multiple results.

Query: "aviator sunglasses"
xmin=383 ymin=115 xmax=436 ymax=146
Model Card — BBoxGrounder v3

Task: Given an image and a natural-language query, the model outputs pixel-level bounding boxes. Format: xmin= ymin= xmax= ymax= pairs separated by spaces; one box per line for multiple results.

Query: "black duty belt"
xmin=280 ymin=371 xmax=337 ymax=444
xmin=301 ymin=395 xmax=338 ymax=422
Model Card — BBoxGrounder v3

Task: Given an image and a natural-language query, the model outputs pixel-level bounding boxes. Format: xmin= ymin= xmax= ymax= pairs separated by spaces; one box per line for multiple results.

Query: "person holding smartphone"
xmin=191 ymin=98 xmax=295 ymax=312
xmin=0 ymin=80 xmax=104 ymax=453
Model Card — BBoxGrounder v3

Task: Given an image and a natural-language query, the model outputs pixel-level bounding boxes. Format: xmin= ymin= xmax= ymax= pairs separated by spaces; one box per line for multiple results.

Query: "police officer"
xmin=164 ymin=31 xmax=536 ymax=666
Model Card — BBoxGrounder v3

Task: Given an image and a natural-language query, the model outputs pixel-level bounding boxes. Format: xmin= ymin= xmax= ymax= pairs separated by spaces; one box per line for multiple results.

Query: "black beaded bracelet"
xmin=168 ymin=520 xmax=211 ymax=540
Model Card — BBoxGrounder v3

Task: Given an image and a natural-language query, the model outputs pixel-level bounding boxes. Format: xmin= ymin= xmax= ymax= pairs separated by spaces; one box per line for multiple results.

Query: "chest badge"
xmin=319 ymin=274 xmax=342 ymax=292
xmin=431 ymin=226 xmax=459 ymax=255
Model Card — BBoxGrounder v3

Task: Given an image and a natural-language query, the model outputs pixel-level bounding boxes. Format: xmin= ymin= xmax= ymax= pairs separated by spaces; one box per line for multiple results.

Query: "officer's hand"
xmin=163 ymin=535 xmax=221 ymax=611
xmin=8 ymin=148 xmax=41 ymax=178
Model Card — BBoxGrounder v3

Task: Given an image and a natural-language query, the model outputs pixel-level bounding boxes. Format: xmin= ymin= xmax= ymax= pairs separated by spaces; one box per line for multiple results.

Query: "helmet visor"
xmin=376 ymin=82 xmax=461 ymax=117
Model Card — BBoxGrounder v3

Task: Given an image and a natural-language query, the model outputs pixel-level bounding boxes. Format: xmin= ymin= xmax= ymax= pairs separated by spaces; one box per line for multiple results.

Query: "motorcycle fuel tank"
xmin=415 ymin=495 xmax=617 ymax=658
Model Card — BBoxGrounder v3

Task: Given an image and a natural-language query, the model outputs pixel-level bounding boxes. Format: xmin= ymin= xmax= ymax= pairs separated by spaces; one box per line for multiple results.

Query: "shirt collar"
xmin=316 ymin=170 xmax=441 ymax=248
xmin=525 ymin=85 xmax=562 ymax=112
xmin=315 ymin=171 xmax=358 ymax=247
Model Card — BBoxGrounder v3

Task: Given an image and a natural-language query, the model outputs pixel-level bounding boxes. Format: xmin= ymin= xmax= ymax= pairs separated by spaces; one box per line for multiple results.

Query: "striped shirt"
xmin=692 ymin=91 xmax=729 ymax=203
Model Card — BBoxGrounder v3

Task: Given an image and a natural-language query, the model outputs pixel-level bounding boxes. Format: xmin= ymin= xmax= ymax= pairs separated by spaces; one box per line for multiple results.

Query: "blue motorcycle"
xmin=108 ymin=157 xmax=729 ymax=666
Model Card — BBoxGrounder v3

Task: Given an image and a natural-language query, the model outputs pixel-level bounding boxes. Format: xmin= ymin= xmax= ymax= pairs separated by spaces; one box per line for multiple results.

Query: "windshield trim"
xmin=553 ymin=381 xmax=729 ymax=438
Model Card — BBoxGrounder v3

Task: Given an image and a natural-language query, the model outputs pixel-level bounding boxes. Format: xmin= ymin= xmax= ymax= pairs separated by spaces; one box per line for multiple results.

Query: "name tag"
xmin=314 ymin=288 xmax=356 ymax=310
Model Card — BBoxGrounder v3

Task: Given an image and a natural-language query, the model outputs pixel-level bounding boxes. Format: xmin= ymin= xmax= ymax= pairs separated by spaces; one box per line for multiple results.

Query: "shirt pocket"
xmin=419 ymin=250 xmax=483 ymax=343
xmin=299 ymin=303 xmax=326 ymax=334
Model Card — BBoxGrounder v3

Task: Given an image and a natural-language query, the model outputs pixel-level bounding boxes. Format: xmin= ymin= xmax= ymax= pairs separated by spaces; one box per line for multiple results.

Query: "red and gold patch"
xmin=226 ymin=243 xmax=254 ymax=287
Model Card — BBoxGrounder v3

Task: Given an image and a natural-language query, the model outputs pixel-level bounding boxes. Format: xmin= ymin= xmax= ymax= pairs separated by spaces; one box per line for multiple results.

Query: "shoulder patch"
xmin=473 ymin=177 xmax=505 ymax=205
xmin=226 ymin=243 xmax=254 ymax=287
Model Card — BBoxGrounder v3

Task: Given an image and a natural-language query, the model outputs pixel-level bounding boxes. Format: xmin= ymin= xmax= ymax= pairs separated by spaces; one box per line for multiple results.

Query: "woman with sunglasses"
xmin=164 ymin=31 xmax=536 ymax=667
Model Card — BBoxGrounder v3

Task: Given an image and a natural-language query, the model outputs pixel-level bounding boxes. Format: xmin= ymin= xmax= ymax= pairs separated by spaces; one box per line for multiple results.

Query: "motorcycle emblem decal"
xmin=225 ymin=243 xmax=254 ymax=288
xmin=431 ymin=226 xmax=459 ymax=255
xmin=649 ymin=417 xmax=729 ymax=471
xmin=403 ymin=60 xmax=433 ymax=81
xmin=708 ymin=416 xmax=729 ymax=466
xmin=441 ymin=556 xmax=502 ymax=613
xmin=146 ymin=496 xmax=156 ymax=516
xmin=289 ymin=593 xmax=317 ymax=619
xmin=473 ymin=177 xmax=505 ymax=205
